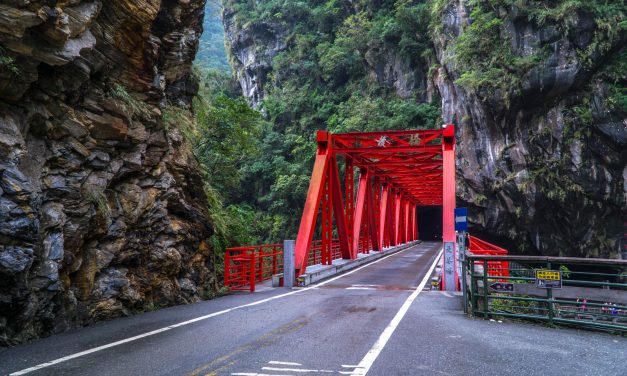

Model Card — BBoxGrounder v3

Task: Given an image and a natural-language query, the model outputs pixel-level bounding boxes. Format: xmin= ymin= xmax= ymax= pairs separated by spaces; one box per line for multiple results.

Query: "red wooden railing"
xmin=225 ymin=236 xmax=375 ymax=292
xmin=224 ymin=244 xmax=282 ymax=292
xmin=468 ymin=235 xmax=509 ymax=278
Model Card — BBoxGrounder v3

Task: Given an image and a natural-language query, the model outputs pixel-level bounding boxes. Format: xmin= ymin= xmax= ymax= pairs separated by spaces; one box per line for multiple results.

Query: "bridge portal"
xmin=294 ymin=125 xmax=458 ymax=290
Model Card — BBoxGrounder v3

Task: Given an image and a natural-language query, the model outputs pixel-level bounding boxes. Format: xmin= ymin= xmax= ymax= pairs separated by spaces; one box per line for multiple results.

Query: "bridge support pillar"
xmin=442 ymin=124 xmax=458 ymax=291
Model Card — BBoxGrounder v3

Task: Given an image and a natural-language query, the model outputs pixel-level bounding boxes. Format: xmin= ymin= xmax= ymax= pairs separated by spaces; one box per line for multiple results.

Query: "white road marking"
xmin=262 ymin=367 xmax=321 ymax=372
xmin=232 ymin=373 xmax=292 ymax=376
xmin=268 ymin=361 xmax=302 ymax=366
xmin=339 ymin=364 xmax=366 ymax=374
xmin=10 ymin=244 xmax=418 ymax=375
xmin=346 ymin=287 xmax=376 ymax=290
xmin=351 ymin=248 xmax=443 ymax=376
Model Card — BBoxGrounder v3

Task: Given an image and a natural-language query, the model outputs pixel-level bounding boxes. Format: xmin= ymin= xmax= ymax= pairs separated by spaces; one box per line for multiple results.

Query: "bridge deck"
xmin=1 ymin=242 xmax=624 ymax=376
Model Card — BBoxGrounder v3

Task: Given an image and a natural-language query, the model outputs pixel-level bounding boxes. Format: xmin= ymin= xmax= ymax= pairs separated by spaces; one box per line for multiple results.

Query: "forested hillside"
xmin=196 ymin=0 xmax=230 ymax=71
xmin=197 ymin=1 xmax=443 ymax=246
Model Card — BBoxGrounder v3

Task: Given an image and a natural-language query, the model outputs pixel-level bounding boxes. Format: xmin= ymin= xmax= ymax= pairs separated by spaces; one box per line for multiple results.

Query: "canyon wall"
xmin=0 ymin=0 xmax=214 ymax=345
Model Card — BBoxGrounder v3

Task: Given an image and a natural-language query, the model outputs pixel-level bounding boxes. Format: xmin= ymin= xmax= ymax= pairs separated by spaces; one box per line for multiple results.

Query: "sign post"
xmin=283 ymin=240 xmax=295 ymax=288
xmin=443 ymin=242 xmax=456 ymax=291
xmin=454 ymin=208 xmax=468 ymax=232
xmin=455 ymin=208 xmax=468 ymax=308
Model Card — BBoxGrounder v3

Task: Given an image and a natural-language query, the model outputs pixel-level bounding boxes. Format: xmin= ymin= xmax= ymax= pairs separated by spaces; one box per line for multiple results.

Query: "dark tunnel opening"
xmin=418 ymin=206 xmax=442 ymax=241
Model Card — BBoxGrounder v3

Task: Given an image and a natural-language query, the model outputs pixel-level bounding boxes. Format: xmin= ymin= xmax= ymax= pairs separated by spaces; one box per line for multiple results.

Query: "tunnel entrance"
xmin=418 ymin=206 xmax=442 ymax=241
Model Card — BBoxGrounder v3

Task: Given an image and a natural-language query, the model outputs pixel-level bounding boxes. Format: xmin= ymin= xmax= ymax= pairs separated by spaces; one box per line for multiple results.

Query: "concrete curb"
xmin=296 ymin=241 xmax=422 ymax=287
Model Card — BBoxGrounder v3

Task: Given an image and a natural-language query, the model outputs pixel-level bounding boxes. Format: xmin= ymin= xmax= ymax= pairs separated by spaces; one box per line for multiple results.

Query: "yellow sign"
xmin=536 ymin=270 xmax=561 ymax=281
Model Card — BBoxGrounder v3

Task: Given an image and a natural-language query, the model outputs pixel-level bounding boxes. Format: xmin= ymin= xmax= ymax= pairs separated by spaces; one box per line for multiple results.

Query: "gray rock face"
xmin=0 ymin=0 xmax=214 ymax=346
xmin=222 ymin=7 xmax=287 ymax=108
xmin=223 ymin=1 xmax=626 ymax=259
xmin=432 ymin=1 xmax=626 ymax=258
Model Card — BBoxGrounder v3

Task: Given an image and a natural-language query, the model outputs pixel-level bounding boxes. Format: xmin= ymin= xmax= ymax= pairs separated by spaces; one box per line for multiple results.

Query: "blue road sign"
xmin=455 ymin=207 xmax=467 ymax=231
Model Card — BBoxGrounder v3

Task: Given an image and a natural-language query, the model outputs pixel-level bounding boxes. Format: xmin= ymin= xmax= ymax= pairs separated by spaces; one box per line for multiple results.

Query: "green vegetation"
xmin=0 ymin=46 xmax=18 ymax=75
xmin=111 ymin=84 xmax=150 ymax=118
xmin=163 ymin=69 xmax=269 ymax=254
xmin=196 ymin=1 xmax=231 ymax=72
xmin=603 ymin=50 xmax=627 ymax=112
xmin=449 ymin=1 xmax=541 ymax=105
xmin=204 ymin=0 xmax=442 ymax=244
xmin=85 ymin=188 xmax=111 ymax=217
xmin=440 ymin=0 xmax=625 ymax=104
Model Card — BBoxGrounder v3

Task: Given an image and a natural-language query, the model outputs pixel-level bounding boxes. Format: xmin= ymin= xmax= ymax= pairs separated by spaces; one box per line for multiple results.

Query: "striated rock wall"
xmin=222 ymin=1 xmax=626 ymax=259
xmin=222 ymin=5 xmax=287 ymax=108
xmin=432 ymin=1 xmax=625 ymax=258
xmin=0 ymin=0 xmax=213 ymax=345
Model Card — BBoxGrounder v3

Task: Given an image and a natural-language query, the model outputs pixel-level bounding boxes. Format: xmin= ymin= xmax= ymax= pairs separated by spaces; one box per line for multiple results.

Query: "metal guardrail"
xmin=463 ymin=253 xmax=627 ymax=333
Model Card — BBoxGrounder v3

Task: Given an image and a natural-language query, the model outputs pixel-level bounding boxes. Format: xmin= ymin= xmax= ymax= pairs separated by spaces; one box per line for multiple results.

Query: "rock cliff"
xmin=432 ymin=1 xmax=625 ymax=258
xmin=0 ymin=0 xmax=213 ymax=345
xmin=222 ymin=1 xmax=626 ymax=258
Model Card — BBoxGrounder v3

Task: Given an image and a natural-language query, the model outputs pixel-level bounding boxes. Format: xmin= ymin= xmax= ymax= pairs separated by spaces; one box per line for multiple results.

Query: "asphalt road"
xmin=1 ymin=241 xmax=625 ymax=376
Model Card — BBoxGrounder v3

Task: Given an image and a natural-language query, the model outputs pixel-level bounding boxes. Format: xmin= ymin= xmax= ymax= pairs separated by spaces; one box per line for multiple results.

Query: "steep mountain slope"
xmin=196 ymin=0 xmax=230 ymax=71
xmin=0 ymin=0 xmax=214 ymax=345
xmin=222 ymin=0 xmax=626 ymax=258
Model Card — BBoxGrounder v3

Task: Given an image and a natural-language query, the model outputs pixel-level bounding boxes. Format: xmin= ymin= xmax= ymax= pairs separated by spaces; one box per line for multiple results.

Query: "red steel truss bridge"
xmin=225 ymin=125 xmax=508 ymax=292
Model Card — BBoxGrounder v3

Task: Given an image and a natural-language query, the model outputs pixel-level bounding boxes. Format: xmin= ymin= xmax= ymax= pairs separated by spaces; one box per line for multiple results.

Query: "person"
xmin=581 ymin=298 xmax=587 ymax=312
xmin=611 ymin=304 xmax=619 ymax=316
xmin=602 ymin=303 xmax=609 ymax=315
xmin=576 ymin=298 xmax=581 ymax=311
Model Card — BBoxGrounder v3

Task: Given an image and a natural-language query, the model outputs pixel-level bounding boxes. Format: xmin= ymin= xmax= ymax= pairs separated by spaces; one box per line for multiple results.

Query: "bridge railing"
xmin=225 ymin=236 xmax=375 ymax=292
xmin=467 ymin=235 xmax=509 ymax=278
xmin=224 ymin=244 xmax=283 ymax=292
xmin=463 ymin=253 xmax=627 ymax=333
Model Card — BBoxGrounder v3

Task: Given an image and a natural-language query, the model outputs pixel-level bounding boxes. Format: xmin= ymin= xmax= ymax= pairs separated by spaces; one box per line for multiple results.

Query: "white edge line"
xmin=351 ymin=247 xmax=443 ymax=376
xmin=268 ymin=361 xmax=302 ymax=366
xmin=10 ymin=245 xmax=417 ymax=375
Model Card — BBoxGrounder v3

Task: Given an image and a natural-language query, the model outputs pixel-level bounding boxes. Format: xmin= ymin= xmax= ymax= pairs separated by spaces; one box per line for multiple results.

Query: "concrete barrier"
xmin=295 ymin=241 xmax=421 ymax=286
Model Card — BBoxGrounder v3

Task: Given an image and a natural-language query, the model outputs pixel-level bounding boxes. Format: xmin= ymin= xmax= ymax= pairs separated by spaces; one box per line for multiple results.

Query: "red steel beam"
xmin=295 ymin=131 xmax=331 ymax=275
xmin=403 ymin=201 xmax=411 ymax=243
xmin=442 ymin=124 xmax=457 ymax=290
xmin=378 ymin=184 xmax=389 ymax=249
xmin=394 ymin=192 xmax=401 ymax=245
xmin=345 ymin=156 xmax=354 ymax=246
xmin=352 ymin=169 xmax=369 ymax=258
xmin=335 ymin=146 xmax=442 ymax=154
xmin=330 ymin=156 xmax=352 ymax=259
xmin=366 ymin=175 xmax=380 ymax=252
